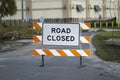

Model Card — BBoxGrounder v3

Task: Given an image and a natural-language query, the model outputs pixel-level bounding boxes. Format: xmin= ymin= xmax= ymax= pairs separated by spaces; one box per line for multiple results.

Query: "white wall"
xmin=89 ymin=0 xmax=102 ymax=19
xmin=32 ymin=0 xmax=63 ymax=19
xmin=2 ymin=0 xmax=119 ymax=21
xmin=71 ymin=0 xmax=86 ymax=18
xmin=106 ymin=0 xmax=118 ymax=18
xmin=32 ymin=10 xmax=63 ymax=19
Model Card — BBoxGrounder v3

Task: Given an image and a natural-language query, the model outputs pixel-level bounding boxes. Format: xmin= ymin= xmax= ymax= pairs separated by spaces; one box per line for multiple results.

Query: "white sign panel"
xmin=43 ymin=23 xmax=80 ymax=46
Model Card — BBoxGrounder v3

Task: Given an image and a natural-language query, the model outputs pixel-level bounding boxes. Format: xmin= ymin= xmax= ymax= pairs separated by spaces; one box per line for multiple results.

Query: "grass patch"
xmin=93 ymin=32 xmax=120 ymax=62
xmin=82 ymin=30 xmax=89 ymax=32
xmin=0 ymin=24 xmax=42 ymax=41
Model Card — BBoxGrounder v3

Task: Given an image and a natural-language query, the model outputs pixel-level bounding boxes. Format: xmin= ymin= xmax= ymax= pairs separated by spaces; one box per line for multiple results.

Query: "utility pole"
xmin=118 ymin=0 xmax=120 ymax=22
xmin=102 ymin=0 xmax=106 ymax=20
xmin=86 ymin=0 xmax=90 ymax=20
xmin=21 ymin=0 xmax=24 ymax=21
xmin=26 ymin=0 xmax=32 ymax=21
xmin=62 ymin=0 xmax=72 ymax=18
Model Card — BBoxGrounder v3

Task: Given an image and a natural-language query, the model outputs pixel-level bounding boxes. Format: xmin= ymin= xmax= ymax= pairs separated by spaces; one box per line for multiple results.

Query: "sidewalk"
xmin=89 ymin=28 xmax=120 ymax=32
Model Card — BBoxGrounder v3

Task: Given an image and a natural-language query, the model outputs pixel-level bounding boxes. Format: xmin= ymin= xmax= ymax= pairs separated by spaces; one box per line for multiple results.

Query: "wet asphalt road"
xmin=0 ymin=32 xmax=119 ymax=80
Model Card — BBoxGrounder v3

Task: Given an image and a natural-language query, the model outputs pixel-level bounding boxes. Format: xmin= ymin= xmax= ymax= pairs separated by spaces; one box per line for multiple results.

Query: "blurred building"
xmin=3 ymin=0 xmax=120 ymax=22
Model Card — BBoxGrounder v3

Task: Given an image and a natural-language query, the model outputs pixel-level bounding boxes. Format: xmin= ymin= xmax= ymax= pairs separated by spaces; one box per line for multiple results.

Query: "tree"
xmin=0 ymin=0 xmax=17 ymax=23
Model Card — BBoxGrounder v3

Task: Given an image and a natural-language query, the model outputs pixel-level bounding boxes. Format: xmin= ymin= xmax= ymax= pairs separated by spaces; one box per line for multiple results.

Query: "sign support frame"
xmin=40 ymin=55 xmax=45 ymax=67
xmin=80 ymin=22 xmax=82 ymax=66
xmin=80 ymin=56 xmax=82 ymax=65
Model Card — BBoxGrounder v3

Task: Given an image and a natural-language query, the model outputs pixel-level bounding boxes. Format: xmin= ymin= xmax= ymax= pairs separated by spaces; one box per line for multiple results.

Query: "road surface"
xmin=0 ymin=32 xmax=120 ymax=80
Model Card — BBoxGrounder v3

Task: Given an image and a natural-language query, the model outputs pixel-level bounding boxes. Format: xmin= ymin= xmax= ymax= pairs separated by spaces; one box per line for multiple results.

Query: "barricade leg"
xmin=80 ymin=56 xmax=82 ymax=65
xmin=40 ymin=55 xmax=45 ymax=67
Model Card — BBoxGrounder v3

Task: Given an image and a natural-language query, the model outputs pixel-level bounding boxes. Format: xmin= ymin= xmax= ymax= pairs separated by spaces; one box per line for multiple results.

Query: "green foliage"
xmin=93 ymin=32 xmax=120 ymax=62
xmin=0 ymin=23 xmax=42 ymax=41
xmin=96 ymin=32 xmax=120 ymax=39
xmin=0 ymin=0 xmax=17 ymax=17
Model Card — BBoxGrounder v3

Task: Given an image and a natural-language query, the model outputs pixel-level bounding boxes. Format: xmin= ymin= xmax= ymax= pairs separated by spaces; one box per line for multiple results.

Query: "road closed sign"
xmin=43 ymin=23 xmax=80 ymax=46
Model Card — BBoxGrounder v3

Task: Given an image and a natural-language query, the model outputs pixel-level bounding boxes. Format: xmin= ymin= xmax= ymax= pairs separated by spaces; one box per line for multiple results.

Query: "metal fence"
xmin=2 ymin=18 xmax=120 ymax=28
xmin=2 ymin=18 xmax=80 ymax=27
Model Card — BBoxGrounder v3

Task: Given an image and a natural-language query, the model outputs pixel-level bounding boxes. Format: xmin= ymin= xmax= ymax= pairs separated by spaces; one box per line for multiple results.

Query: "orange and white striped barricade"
xmin=33 ymin=49 xmax=90 ymax=56
xmin=33 ymin=22 xmax=91 ymax=67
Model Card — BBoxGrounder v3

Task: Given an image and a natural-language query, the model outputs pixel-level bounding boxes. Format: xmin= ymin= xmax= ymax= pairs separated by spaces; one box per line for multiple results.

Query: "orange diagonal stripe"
xmin=85 ymin=36 xmax=90 ymax=42
xmin=80 ymin=27 xmax=83 ymax=30
xmin=84 ymin=50 xmax=91 ymax=56
xmin=33 ymin=36 xmax=41 ymax=42
xmin=33 ymin=22 xmax=42 ymax=29
xmin=70 ymin=50 xmax=81 ymax=56
xmin=43 ymin=50 xmax=54 ymax=56
xmin=85 ymin=22 xmax=91 ymax=28
xmin=33 ymin=50 xmax=40 ymax=56
xmin=56 ymin=50 xmax=67 ymax=56
xmin=80 ymin=40 xmax=82 ymax=43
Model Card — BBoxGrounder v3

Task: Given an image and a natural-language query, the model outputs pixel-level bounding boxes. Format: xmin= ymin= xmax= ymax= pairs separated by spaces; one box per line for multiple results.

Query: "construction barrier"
xmin=32 ymin=21 xmax=92 ymax=66
xmin=33 ymin=22 xmax=91 ymax=57
xmin=33 ymin=49 xmax=90 ymax=56
xmin=33 ymin=22 xmax=91 ymax=56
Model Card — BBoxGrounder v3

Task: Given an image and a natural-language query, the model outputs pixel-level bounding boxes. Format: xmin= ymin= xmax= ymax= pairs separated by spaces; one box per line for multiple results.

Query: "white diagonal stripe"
xmin=33 ymin=36 xmax=42 ymax=42
xmin=80 ymin=37 xmax=89 ymax=43
xmin=37 ymin=36 xmax=42 ymax=40
xmin=50 ymin=50 xmax=61 ymax=56
xmin=80 ymin=23 xmax=89 ymax=29
xmin=36 ymin=49 xmax=46 ymax=55
xmin=76 ymin=50 xmax=88 ymax=56
xmin=63 ymin=50 xmax=74 ymax=56
xmin=38 ymin=23 xmax=42 ymax=28
xmin=33 ymin=27 xmax=36 ymax=29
